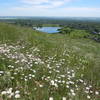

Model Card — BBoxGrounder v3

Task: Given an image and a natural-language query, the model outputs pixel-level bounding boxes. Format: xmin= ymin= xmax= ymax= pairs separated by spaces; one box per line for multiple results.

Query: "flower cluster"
xmin=0 ymin=43 xmax=99 ymax=100
xmin=1 ymin=88 xmax=20 ymax=99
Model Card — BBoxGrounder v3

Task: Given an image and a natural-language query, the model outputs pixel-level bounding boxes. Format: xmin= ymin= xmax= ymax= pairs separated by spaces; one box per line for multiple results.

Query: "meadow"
xmin=0 ymin=23 xmax=100 ymax=100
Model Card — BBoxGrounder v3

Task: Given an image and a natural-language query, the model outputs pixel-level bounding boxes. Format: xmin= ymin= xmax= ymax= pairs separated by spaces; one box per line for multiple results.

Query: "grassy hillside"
xmin=0 ymin=23 xmax=100 ymax=100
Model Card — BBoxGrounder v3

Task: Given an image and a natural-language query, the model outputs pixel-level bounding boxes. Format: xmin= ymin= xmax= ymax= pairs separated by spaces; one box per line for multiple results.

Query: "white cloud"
xmin=1 ymin=0 xmax=100 ymax=17
xmin=21 ymin=0 xmax=49 ymax=5
xmin=19 ymin=0 xmax=75 ymax=8
xmin=11 ymin=6 xmax=100 ymax=17
xmin=63 ymin=7 xmax=100 ymax=12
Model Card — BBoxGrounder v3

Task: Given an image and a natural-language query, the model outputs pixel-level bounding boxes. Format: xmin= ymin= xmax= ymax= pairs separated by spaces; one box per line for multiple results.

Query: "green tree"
xmin=58 ymin=27 xmax=72 ymax=34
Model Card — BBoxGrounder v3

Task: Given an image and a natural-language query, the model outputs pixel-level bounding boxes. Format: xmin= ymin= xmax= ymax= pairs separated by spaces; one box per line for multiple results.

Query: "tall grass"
xmin=0 ymin=23 xmax=100 ymax=100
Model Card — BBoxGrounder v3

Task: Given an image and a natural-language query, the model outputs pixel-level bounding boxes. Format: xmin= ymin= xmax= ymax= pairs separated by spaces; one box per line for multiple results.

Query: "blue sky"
xmin=0 ymin=0 xmax=100 ymax=17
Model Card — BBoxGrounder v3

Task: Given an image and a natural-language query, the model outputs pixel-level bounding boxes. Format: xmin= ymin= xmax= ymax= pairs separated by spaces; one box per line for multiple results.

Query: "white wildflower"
xmin=87 ymin=95 xmax=91 ymax=99
xmin=0 ymin=71 xmax=4 ymax=74
xmin=66 ymin=85 xmax=69 ymax=88
xmin=15 ymin=90 xmax=20 ymax=94
xmin=1 ymin=91 xmax=7 ymax=95
xmin=62 ymin=97 xmax=66 ymax=100
xmin=39 ymin=84 xmax=43 ymax=88
xmin=15 ymin=94 xmax=20 ymax=98
xmin=95 ymin=91 xmax=99 ymax=95
xmin=72 ymin=92 xmax=76 ymax=96
xmin=49 ymin=97 xmax=53 ymax=100
xmin=86 ymin=87 xmax=90 ymax=90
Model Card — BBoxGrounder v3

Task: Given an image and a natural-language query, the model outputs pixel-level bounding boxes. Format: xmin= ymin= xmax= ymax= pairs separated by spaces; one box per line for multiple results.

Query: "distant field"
xmin=0 ymin=23 xmax=100 ymax=100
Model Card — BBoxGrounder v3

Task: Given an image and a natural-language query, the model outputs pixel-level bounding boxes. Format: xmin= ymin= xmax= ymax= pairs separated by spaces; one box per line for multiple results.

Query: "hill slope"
xmin=0 ymin=23 xmax=100 ymax=100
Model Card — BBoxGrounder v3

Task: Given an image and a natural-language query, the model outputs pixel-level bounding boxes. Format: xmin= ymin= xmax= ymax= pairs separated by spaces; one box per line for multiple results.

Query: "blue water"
xmin=34 ymin=27 xmax=60 ymax=33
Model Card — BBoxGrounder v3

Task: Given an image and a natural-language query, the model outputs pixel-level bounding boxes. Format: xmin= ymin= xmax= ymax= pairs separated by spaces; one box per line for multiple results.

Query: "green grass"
xmin=0 ymin=23 xmax=100 ymax=100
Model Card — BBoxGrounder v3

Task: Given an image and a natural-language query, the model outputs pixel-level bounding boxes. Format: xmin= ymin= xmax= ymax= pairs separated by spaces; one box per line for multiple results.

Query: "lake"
xmin=34 ymin=27 xmax=60 ymax=33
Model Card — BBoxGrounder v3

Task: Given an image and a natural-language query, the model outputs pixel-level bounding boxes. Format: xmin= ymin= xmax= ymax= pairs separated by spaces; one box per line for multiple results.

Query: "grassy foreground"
xmin=0 ymin=23 xmax=100 ymax=100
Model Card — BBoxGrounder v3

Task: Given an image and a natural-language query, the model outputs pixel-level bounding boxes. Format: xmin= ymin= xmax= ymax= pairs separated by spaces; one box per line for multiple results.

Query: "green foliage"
xmin=0 ymin=23 xmax=100 ymax=100
xmin=42 ymin=24 xmax=59 ymax=27
xmin=68 ymin=29 xmax=90 ymax=38
xmin=58 ymin=27 xmax=73 ymax=34
xmin=58 ymin=27 xmax=90 ymax=39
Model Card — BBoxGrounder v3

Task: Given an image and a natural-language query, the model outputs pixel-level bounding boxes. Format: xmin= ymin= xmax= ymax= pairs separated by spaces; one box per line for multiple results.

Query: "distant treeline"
xmin=0 ymin=17 xmax=100 ymax=33
xmin=0 ymin=17 xmax=100 ymax=40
